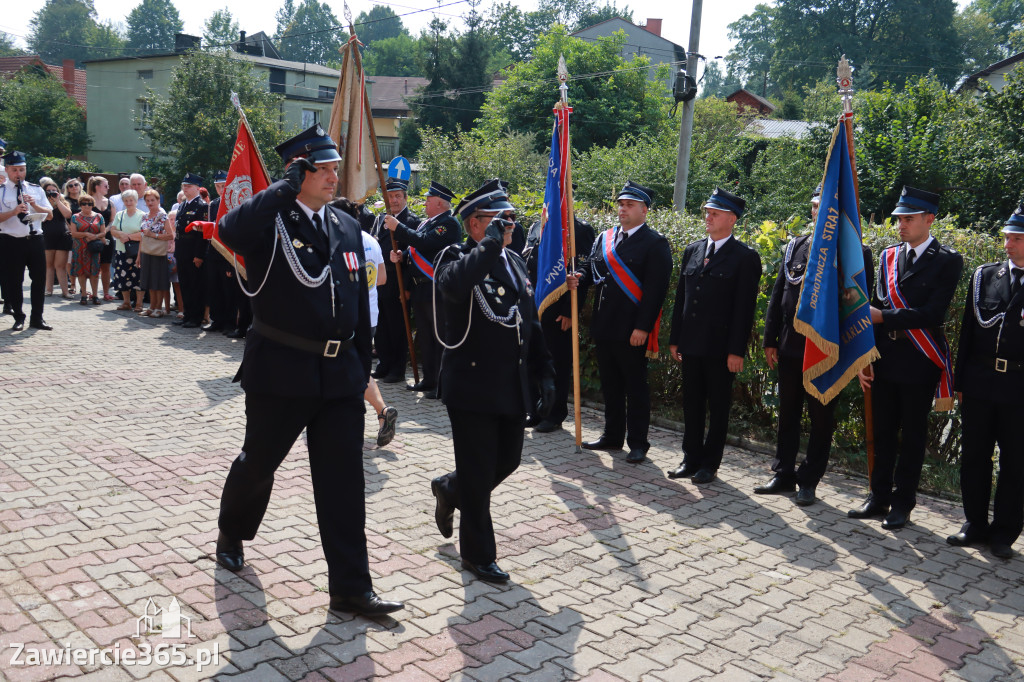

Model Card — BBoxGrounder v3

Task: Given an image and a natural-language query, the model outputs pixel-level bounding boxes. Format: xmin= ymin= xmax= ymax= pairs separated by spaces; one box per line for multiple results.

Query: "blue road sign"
xmin=387 ymin=156 xmax=412 ymax=181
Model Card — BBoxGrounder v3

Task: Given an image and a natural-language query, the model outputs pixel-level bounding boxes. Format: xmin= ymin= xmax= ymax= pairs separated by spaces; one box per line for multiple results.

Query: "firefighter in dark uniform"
xmin=429 ymin=181 xmax=554 ymax=584
xmin=852 ymin=186 xmax=964 ymax=530
xmin=755 ymin=185 xmax=874 ymax=505
xmin=667 ymin=188 xmax=762 ymax=484
xmin=566 ymin=181 xmax=673 ymax=463
xmin=174 ymin=173 xmax=210 ymax=328
xmin=369 ymin=178 xmax=421 ymax=384
xmin=947 ymin=202 xmax=1024 ymax=559
xmin=524 ymin=209 xmax=596 ymax=432
xmin=214 ymin=125 xmax=403 ymax=616
xmin=203 ymin=170 xmax=230 ymax=333
xmin=385 ymin=180 xmax=460 ymax=398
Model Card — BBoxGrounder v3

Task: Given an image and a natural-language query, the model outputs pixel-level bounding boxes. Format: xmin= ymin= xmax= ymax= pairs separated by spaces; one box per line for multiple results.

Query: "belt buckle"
xmin=995 ymin=358 xmax=1008 ymax=373
xmin=323 ymin=339 xmax=341 ymax=358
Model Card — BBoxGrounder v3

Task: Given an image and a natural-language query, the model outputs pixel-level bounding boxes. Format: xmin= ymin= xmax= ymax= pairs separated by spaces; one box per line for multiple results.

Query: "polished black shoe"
xmin=172 ymin=318 xmax=185 ymax=326
xmin=946 ymin=524 xmax=989 ymax=547
xmin=691 ymin=469 xmax=716 ymax=484
xmin=371 ymin=366 xmax=389 ymax=379
xmin=431 ymin=477 xmax=454 ymax=539
xmin=461 ymin=560 xmax=509 ymax=583
xmin=225 ymin=328 xmax=246 ymax=339
xmin=376 ymin=407 xmax=398 ymax=447
xmin=407 ymin=380 xmax=435 ymax=392
xmin=201 ymin=322 xmax=225 ymax=332
xmin=626 ymin=448 xmax=646 ymax=463
xmin=11 ymin=319 xmax=25 ymax=331
xmin=423 ymin=389 xmax=438 ymax=400
xmin=847 ymin=498 xmax=889 ymax=519
xmin=214 ymin=532 xmax=244 ymax=572
xmin=753 ymin=475 xmax=796 ymax=495
xmin=532 ymin=419 xmax=563 ymax=433
xmin=795 ymin=486 xmax=817 ymax=506
xmin=378 ymin=372 xmax=404 ymax=384
xmin=28 ymin=319 xmax=53 ymax=331
xmin=581 ymin=437 xmax=623 ymax=451
xmin=182 ymin=320 xmax=200 ymax=329
xmin=990 ymin=542 xmax=1014 ymax=559
xmin=329 ymin=591 xmax=404 ymax=615
xmin=524 ymin=414 xmax=542 ymax=428
xmin=881 ymin=508 xmax=910 ymax=530
xmin=667 ymin=462 xmax=698 ymax=479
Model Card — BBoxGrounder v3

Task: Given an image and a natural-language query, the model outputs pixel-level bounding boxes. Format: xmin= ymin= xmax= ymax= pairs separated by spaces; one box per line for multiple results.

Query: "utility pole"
xmin=672 ymin=0 xmax=703 ymax=213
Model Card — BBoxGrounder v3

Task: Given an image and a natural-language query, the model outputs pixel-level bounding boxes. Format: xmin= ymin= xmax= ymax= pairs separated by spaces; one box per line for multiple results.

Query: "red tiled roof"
xmin=0 ymin=55 xmax=88 ymax=110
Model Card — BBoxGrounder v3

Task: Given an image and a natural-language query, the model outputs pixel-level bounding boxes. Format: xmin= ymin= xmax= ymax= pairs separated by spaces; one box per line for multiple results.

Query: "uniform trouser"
xmin=595 ymin=341 xmax=651 ymax=451
xmin=375 ymin=282 xmax=407 ymax=375
xmin=541 ymin=311 xmax=572 ymax=424
xmin=869 ymin=375 xmax=936 ymax=512
xmin=435 ymin=407 xmax=524 ymax=565
xmin=960 ymin=394 xmax=1024 ymax=546
xmin=412 ymin=285 xmax=441 ymax=388
xmin=680 ymin=354 xmax=735 ymax=472
xmin=0 ymin=234 xmax=45 ymax=322
xmin=771 ymin=355 xmax=837 ymax=487
xmin=176 ymin=236 xmax=206 ymax=323
xmin=205 ymin=253 xmax=227 ymax=326
xmin=218 ymin=392 xmax=372 ymax=596
xmin=225 ymin=271 xmax=252 ymax=331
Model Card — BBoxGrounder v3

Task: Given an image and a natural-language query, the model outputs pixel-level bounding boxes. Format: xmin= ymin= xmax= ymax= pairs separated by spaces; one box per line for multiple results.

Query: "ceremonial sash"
xmin=408 ymin=246 xmax=434 ymax=281
xmin=880 ymin=247 xmax=954 ymax=411
xmin=601 ymin=228 xmax=661 ymax=358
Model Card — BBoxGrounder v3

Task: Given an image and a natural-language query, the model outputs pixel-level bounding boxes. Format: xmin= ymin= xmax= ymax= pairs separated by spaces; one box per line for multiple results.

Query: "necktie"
xmin=1012 ymin=267 xmax=1023 ymax=295
xmin=905 ymin=247 xmax=916 ymax=272
xmin=704 ymin=241 xmax=715 ymax=266
xmin=618 ymin=230 xmax=628 ymax=246
xmin=312 ymin=213 xmax=323 ymax=235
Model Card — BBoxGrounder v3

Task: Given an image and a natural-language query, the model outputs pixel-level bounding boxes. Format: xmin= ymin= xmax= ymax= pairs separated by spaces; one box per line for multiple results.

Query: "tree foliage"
xmin=362 ymin=34 xmax=421 ymax=76
xmin=204 ymin=7 xmax=239 ymax=49
xmin=275 ymin=0 xmax=344 ymax=64
xmin=0 ymin=32 xmax=26 ymax=57
xmin=417 ymin=127 xmax=546 ymax=194
xmin=354 ymin=5 xmax=409 ymax=45
xmin=28 ymin=0 xmax=125 ymax=66
xmin=143 ymin=50 xmax=290 ymax=186
xmin=477 ymin=26 xmax=672 ymax=152
xmin=125 ymin=0 xmax=183 ymax=53
xmin=0 ymin=68 xmax=88 ymax=159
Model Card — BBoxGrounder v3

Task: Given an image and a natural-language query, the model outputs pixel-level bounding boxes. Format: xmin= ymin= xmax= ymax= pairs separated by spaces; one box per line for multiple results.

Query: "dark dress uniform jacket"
xmin=435 ymin=235 xmax=552 ymax=416
xmin=219 ymin=179 xmax=371 ymax=399
xmin=955 ymin=262 xmax=1024 ymax=400
xmin=371 ymin=206 xmax=421 ymax=284
xmin=873 ymin=239 xmax=964 ymax=384
xmin=669 ymin=236 xmax=762 ymax=357
xmin=584 ymin=224 xmax=673 ymax=345
xmin=393 ymin=210 xmax=461 ymax=276
xmin=764 ymin=236 xmax=874 ymax=358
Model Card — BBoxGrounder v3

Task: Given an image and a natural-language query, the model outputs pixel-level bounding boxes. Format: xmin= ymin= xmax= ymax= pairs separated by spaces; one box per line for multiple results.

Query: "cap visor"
xmin=891 ymin=206 xmax=924 ymax=215
xmin=308 ymin=149 xmax=343 ymax=163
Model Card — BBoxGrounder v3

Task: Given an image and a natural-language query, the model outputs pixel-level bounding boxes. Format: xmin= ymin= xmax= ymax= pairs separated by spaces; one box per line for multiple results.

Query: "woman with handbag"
xmin=138 ymin=189 xmax=172 ymax=317
xmin=62 ymin=178 xmax=83 ymax=294
xmin=69 ymin=195 xmax=105 ymax=305
xmin=110 ymin=189 xmax=144 ymax=311
xmin=39 ymin=177 xmax=73 ymax=299
xmin=87 ymin=176 xmax=116 ymax=301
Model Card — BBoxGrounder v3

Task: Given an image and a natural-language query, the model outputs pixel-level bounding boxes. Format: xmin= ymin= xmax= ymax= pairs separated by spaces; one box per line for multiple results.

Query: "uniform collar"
xmin=295 ymin=199 xmax=326 ymax=226
xmin=905 ymin=235 xmax=933 ymax=261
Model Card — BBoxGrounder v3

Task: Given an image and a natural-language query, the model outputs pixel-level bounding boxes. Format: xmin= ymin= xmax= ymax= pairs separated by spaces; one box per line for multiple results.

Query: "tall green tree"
xmin=955 ymin=5 xmax=1006 ymax=76
xmin=353 ymin=5 xmax=409 ymax=44
xmin=204 ymin=7 xmax=239 ymax=49
xmin=28 ymin=0 xmax=118 ymax=66
xmin=125 ymin=0 xmax=183 ymax=53
xmin=0 ymin=32 xmax=26 ymax=57
xmin=478 ymin=26 xmax=671 ymax=151
xmin=726 ymin=4 xmax=775 ymax=96
xmin=276 ymin=0 xmax=344 ymax=64
xmin=446 ymin=0 xmax=491 ymax=132
xmin=574 ymin=1 xmax=634 ymax=31
xmin=144 ymin=50 xmax=290 ymax=184
xmin=484 ymin=2 xmax=555 ymax=62
xmin=0 ymin=69 xmax=88 ymax=158
xmin=968 ymin=0 xmax=1024 ymax=50
xmin=363 ymin=34 xmax=421 ymax=76
xmin=274 ymin=0 xmax=296 ymax=38
xmin=411 ymin=17 xmax=455 ymax=131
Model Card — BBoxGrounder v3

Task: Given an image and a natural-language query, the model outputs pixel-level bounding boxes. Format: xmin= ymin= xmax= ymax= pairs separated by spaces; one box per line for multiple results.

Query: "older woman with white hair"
xmin=110 ymin=188 xmax=144 ymax=311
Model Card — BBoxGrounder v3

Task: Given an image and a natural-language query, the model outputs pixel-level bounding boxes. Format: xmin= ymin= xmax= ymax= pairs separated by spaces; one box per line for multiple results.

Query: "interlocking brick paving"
xmin=1 ymin=290 xmax=1023 ymax=680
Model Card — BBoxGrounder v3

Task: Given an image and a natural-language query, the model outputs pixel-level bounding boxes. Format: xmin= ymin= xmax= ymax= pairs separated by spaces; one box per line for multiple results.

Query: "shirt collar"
xmin=295 ymin=200 xmax=325 ymax=226
xmin=708 ymin=234 xmax=732 ymax=251
xmin=906 ymin=235 xmax=933 ymax=260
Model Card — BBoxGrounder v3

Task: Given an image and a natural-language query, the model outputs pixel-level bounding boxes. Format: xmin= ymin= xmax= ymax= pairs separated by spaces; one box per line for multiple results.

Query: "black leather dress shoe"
xmin=947 ymin=524 xmax=989 ymax=547
xmin=11 ymin=319 xmax=25 ymax=331
xmin=215 ymin=532 xmax=244 ymax=572
xmin=201 ymin=322 xmax=225 ymax=332
xmin=225 ymin=328 xmax=246 ymax=339
xmin=795 ymin=486 xmax=817 ymax=506
xmin=172 ymin=318 xmax=184 ymax=326
xmin=753 ymin=475 xmax=796 ymax=495
xmin=423 ymin=389 xmax=438 ymax=400
xmin=379 ymin=372 xmax=404 ymax=384
xmin=691 ymin=469 xmax=716 ymax=484
xmin=329 ymin=591 xmax=404 ymax=615
xmin=182 ymin=320 xmax=200 ymax=329
xmin=990 ymin=542 xmax=1014 ymax=559
xmin=461 ymin=560 xmax=509 ymax=583
xmin=407 ymin=380 xmax=435 ymax=392
xmin=847 ymin=498 xmax=889 ymax=519
xmin=667 ymin=462 xmax=698 ymax=479
xmin=626 ymin=448 xmax=646 ymax=463
xmin=29 ymin=319 xmax=53 ymax=331
xmin=524 ymin=415 xmax=541 ymax=428
xmin=532 ymin=419 xmax=562 ymax=433
xmin=431 ymin=477 xmax=454 ymax=539
xmin=881 ymin=508 xmax=910 ymax=529
xmin=581 ymin=437 xmax=623 ymax=451
xmin=371 ymin=367 xmax=388 ymax=379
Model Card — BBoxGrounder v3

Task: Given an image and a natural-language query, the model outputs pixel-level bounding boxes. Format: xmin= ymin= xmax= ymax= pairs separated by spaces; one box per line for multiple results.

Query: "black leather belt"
xmin=252 ymin=319 xmax=354 ymax=358
xmin=974 ymin=355 xmax=1024 ymax=373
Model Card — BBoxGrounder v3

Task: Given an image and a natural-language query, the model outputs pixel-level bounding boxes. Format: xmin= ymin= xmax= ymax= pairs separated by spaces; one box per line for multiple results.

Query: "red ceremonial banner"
xmin=212 ymin=119 xmax=271 ymax=278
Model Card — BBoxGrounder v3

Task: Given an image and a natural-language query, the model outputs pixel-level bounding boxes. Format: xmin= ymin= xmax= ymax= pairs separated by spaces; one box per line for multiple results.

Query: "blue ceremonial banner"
xmin=793 ymin=122 xmax=879 ymax=404
xmin=535 ymin=105 xmax=572 ymax=316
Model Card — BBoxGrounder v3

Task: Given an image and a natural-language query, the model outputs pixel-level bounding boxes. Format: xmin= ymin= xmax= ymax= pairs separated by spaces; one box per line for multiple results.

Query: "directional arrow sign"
xmin=387 ymin=156 xmax=412 ymax=181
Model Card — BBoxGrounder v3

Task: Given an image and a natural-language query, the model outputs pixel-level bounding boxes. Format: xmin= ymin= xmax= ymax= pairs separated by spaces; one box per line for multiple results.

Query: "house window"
xmin=301 ymin=109 xmax=320 ymax=129
xmin=319 ymin=85 xmax=336 ymax=99
xmin=137 ymin=69 xmax=153 ymax=80
xmin=269 ymin=68 xmax=286 ymax=94
xmin=135 ymin=99 xmax=152 ymax=129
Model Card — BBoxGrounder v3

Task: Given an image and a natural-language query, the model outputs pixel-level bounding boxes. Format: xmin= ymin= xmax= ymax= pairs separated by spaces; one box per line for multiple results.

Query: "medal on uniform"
xmin=293 ymin=238 xmax=305 ymax=249
xmin=497 ymin=287 xmax=506 ymax=296
xmin=343 ymin=251 xmax=359 ymax=282
xmin=329 ymin=213 xmax=338 ymax=225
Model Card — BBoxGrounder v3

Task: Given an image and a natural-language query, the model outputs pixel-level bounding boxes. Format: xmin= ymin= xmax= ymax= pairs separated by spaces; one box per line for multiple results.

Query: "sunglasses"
xmin=79 ymin=201 xmax=94 ymax=206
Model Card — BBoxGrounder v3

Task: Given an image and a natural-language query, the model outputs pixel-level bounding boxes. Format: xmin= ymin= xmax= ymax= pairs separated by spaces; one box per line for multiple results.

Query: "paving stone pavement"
xmin=1 ymin=294 xmax=1024 ymax=682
